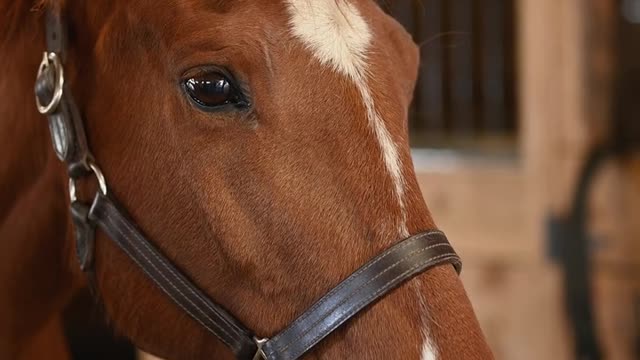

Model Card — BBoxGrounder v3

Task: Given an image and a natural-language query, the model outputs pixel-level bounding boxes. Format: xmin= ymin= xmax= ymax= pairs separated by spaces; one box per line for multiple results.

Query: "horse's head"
xmin=7 ymin=0 xmax=491 ymax=358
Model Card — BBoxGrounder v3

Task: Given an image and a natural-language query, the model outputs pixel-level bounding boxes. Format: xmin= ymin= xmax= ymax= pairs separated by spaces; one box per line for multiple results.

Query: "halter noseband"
xmin=34 ymin=10 xmax=462 ymax=360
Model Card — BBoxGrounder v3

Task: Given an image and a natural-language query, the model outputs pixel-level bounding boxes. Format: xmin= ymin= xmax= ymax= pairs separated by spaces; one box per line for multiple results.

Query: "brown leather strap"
xmin=35 ymin=9 xmax=94 ymax=177
xmin=260 ymin=231 xmax=460 ymax=360
xmin=34 ymin=8 xmax=97 ymax=275
xmin=87 ymin=193 xmax=259 ymax=359
xmin=85 ymin=190 xmax=460 ymax=360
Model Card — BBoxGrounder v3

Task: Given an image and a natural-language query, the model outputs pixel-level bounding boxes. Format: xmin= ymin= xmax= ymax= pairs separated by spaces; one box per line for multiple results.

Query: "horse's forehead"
xmin=283 ymin=0 xmax=372 ymax=77
xmin=284 ymin=1 xmax=409 ymax=235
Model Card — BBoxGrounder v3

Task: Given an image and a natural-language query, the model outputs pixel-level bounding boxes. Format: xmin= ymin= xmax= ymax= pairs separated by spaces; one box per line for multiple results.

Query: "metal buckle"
xmin=68 ymin=161 xmax=108 ymax=203
xmin=252 ymin=337 xmax=269 ymax=360
xmin=35 ymin=52 xmax=64 ymax=115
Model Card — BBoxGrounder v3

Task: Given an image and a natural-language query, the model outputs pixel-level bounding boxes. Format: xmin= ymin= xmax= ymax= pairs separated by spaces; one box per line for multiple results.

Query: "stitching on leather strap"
xmin=91 ymin=196 xmax=457 ymax=360
xmin=269 ymin=230 xmax=444 ymax=344
xmin=279 ymin=252 xmax=457 ymax=359
xmin=273 ymin=240 xmax=452 ymax=354
xmin=97 ymin=205 xmax=236 ymax=349
xmin=102 ymin=199 xmax=247 ymax=340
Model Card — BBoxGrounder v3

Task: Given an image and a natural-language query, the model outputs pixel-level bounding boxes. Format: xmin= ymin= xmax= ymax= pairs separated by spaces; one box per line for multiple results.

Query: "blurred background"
xmin=380 ymin=0 xmax=640 ymax=359
xmin=67 ymin=1 xmax=640 ymax=360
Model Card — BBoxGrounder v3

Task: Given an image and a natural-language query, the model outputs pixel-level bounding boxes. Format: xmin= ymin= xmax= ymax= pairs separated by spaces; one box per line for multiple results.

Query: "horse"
xmin=0 ymin=0 xmax=493 ymax=359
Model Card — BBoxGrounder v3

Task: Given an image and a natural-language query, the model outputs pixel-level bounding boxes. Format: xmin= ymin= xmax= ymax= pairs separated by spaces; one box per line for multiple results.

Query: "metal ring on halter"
xmin=252 ymin=337 xmax=268 ymax=360
xmin=68 ymin=162 xmax=108 ymax=203
xmin=36 ymin=52 xmax=64 ymax=115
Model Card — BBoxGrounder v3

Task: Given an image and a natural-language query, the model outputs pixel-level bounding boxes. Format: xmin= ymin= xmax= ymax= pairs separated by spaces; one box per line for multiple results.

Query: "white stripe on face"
xmin=421 ymin=339 xmax=439 ymax=360
xmin=285 ymin=4 xmax=437 ymax=358
xmin=284 ymin=0 xmax=409 ymax=237
xmin=414 ymin=281 xmax=440 ymax=360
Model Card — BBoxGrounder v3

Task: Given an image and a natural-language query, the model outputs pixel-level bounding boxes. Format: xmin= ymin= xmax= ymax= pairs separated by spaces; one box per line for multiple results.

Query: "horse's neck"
xmin=0 ymin=1 xmax=51 ymax=213
xmin=0 ymin=12 xmax=80 ymax=355
xmin=0 ymin=5 xmax=64 ymax=224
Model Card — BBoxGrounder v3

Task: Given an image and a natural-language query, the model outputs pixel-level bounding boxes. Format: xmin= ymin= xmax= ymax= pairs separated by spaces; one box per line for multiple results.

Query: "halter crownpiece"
xmin=34 ymin=9 xmax=462 ymax=360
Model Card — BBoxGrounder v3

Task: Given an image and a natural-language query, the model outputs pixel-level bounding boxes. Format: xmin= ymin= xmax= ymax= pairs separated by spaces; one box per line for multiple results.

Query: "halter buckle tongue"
xmin=252 ymin=337 xmax=269 ymax=360
xmin=68 ymin=161 xmax=108 ymax=272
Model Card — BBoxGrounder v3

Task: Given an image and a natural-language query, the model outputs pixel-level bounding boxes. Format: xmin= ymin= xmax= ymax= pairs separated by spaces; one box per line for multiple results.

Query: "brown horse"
xmin=0 ymin=0 xmax=492 ymax=359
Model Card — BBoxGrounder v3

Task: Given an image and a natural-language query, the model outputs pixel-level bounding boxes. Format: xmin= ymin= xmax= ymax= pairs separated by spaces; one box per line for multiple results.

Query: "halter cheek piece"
xmin=34 ymin=10 xmax=462 ymax=360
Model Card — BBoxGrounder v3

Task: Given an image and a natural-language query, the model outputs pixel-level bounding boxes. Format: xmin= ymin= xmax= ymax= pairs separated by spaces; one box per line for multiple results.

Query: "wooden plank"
xmin=461 ymin=262 xmax=572 ymax=360
xmin=414 ymin=157 xmax=540 ymax=263
xmin=447 ymin=0 xmax=476 ymax=133
xmin=519 ymin=0 xmax=589 ymax=214
xmin=478 ymin=0 xmax=507 ymax=132
xmin=589 ymin=159 xmax=640 ymax=268
xmin=416 ymin=0 xmax=445 ymax=132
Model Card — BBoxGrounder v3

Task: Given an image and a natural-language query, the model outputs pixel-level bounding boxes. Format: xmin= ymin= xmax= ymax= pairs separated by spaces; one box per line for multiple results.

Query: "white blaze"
xmin=284 ymin=0 xmax=409 ymax=236
xmin=413 ymin=281 xmax=440 ymax=360
xmin=285 ymin=2 xmax=435 ymax=357
xmin=421 ymin=339 xmax=439 ymax=360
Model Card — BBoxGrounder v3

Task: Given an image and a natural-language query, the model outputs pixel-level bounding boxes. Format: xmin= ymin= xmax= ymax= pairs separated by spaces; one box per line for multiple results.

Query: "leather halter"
xmin=34 ymin=10 xmax=462 ymax=360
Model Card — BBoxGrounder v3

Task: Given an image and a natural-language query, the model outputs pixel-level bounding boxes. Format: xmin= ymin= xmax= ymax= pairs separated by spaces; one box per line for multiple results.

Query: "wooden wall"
xmin=381 ymin=0 xmax=518 ymax=145
xmin=413 ymin=0 xmax=639 ymax=359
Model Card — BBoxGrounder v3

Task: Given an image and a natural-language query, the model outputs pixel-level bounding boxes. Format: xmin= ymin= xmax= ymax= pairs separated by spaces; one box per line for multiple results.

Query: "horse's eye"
xmin=183 ymin=72 xmax=246 ymax=110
